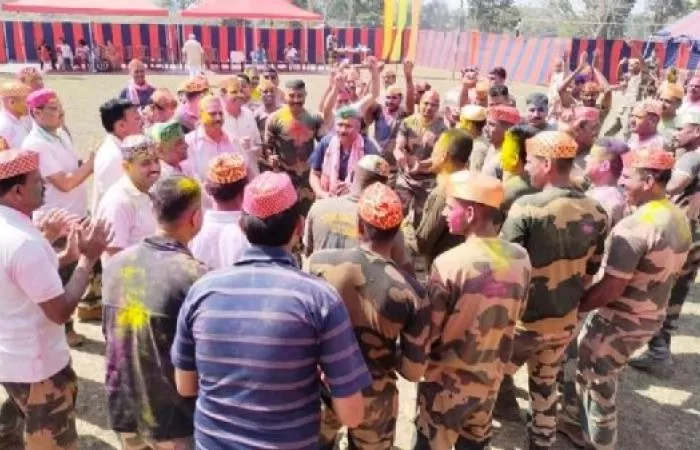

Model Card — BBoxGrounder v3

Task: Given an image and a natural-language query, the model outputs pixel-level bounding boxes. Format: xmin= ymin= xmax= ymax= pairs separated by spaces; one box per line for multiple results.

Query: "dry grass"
xmin=0 ymin=66 xmax=697 ymax=450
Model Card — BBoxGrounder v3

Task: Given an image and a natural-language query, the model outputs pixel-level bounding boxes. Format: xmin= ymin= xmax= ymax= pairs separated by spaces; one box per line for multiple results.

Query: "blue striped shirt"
xmin=172 ymin=245 xmax=371 ymax=450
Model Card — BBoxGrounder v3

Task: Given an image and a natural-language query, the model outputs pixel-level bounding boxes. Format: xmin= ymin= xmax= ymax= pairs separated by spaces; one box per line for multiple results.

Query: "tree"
xmin=470 ymin=0 xmax=521 ymax=33
xmin=155 ymin=0 xmax=197 ymax=10
xmin=420 ymin=0 xmax=457 ymax=30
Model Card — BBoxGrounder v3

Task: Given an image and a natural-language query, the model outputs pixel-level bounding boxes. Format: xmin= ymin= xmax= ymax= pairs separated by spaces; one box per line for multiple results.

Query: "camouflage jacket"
xmin=425 ymin=236 xmax=532 ymax=387
xmin=305 ymin=246 xmax=430 ymax=381
xmin=598 ymin=199 xmax=691 ymax=327
xmin=501 ymin=187 xmax=608 ymax=334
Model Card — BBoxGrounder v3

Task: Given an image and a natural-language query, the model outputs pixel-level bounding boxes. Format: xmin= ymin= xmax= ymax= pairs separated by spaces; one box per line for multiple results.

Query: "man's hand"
xmin=83 ymin=151 xmax=96 ymax=173
xmin=577 ymin=51 xmax=588 ymax=72
xmin=77 ymin=218 xmax=113 ymax=261
xmin=592 ymin=49 xmax=600 ymax=69
xmin=36 ymin=208 xmax=79 ymax=244
xmin=333 ymin=182 xmax=349 ymax=196
xmin=367 ymin=56 xmax=379 ymax=73
xmin=403 ymin=60 xmax=414 ymax=77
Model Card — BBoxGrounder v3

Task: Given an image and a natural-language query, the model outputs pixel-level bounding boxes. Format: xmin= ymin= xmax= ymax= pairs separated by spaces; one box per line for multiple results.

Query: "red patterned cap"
xmin=207 ymin=153 xmax=248 ymax=184
xmin=0 ymin=149 xmax=39 ymax=180
xmin=26 ymin=88 xmax=57 ymax=109
xmin=488 ymin=105 xmax=520 ymax=125
xmin=242 ymin=171 xmax=298 ymax=219
xmin=358 ymin=182 xmax=403 ymax=230
xmin=622 ymin=148 xmax=674 ymax=170
xmin=526 ymin=130 xmax=578 ymax=159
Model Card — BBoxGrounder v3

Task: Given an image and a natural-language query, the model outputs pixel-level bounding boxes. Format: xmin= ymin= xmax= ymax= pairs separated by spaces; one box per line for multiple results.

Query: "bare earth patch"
xmin=0 ymin=69 xmax=697 ymax=449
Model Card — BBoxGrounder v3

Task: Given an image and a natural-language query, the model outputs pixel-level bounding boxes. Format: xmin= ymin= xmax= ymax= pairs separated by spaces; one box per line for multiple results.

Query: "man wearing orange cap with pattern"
xmin=559 ymin=148 xmax=690 ymax=450
xmin=304 ymin=154 xmax=413 ymax=273
xmin=630 ymin=112 xmax=700 ymax=377
xmin=0 ymin=148 xmax=110 ymax=450
xmin=415 ymin=170 xmax=531 ymax=450
xmin=0 ymin=81 xmax=31 ymax=148
xmin=627 ymin=99 xmax=669 ymax=151
xmin=190 ymin=153 xmax=251 ymax=269
xmin=175 ymin=76 xmax=210 ymax=134
xmin=394 ymin=90 xmax=447 ymax=231
xmin=306 ymin=182 xmax=430 ymax=450
xmin=496 ymin=131 xmax=608 ymax=450
xmin=482 ymin=105 xmax=521 ymax=179
xmin=102 ymin=175 xmax=207 ymax=450
xmin=172 ymin=171 xmax=370 ymax=449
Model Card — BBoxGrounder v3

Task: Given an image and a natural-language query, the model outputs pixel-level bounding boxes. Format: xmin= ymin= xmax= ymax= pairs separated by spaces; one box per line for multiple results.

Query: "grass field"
xmin=0 ymin=67 xmax=698 ymax=450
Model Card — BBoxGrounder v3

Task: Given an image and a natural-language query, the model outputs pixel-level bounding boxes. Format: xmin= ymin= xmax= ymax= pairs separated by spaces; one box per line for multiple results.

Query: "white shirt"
xmin=190 ymin=210 xmax=250 ymax=269
xmin=96 ymin=176 xmax=157 ymax=267
xmin=185 ymin=126 xmax=242 ymax=183
xmin=0 ymin=205 xmax=69 ymax=383
xmin=0 ymin=109 xmax=31 ymax=148
xmin=677 ymin=100 xmax=700 ymax=118
xmin=23 ymin=124 xmax=87 ymax=220
xmin=183 ymin=39 xmax=204 ymax=67
xmin=92 ymin=134 xmax=123 ymax=213
xmin=285 ymin=47 xmax=298 ymax=59
xmin=59 ymin=43 xmax=72 ymax=59
xmin=223 ymin=107 xmax=261 ymax=177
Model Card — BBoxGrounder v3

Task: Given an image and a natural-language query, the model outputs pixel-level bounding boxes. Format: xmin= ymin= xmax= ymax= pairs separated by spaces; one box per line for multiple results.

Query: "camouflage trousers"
xmin=118 ymin=432 xmax=193 ymax=450
xmin=319 ymin=377 xmax=398 ymax=450
xmin=558 ymin=314 xmax=590 ymax=420
xmin=0 ymin=364 xmax=78 ymax=450
xmin=562 ymin=312 xmax=658 ymax=450
xmin=645 ymin=239 xmax=700 ymax=357
xmin=395 ymin=178 xmax=434 ymax=231
xmin=414 ymin=377 xmax=497 ymax=450
xmin=504 ymin=329 xmax=573 ymax=447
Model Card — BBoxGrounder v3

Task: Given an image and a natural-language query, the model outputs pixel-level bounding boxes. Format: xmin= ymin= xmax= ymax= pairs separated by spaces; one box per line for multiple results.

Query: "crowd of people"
xmin=0 ymin=48 xmax=699 ymax=450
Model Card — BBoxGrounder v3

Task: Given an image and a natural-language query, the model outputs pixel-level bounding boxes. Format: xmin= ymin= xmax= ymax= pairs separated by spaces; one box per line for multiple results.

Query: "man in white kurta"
xmin=190 ymin=153 xmax=251 ymax=269
xmin=96 ymin=135 xmax=160 ymax=269
xmin=92 ymin=98 xmax=143 ymax=212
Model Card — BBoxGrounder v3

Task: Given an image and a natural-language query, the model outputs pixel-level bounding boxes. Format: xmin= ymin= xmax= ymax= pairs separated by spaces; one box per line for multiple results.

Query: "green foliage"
xmin=470 ymin=0 xmax=521 ymax=33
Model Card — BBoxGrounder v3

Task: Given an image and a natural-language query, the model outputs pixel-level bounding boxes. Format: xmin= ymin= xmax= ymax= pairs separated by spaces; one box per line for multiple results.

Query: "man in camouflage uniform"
xmin=305 ymin=183 xmax=431 ymax=450
xmin=394 ymin=90 xmax=447 ymax=230
xmin=558 ymin=148 xmax=691 ymax=449
xmin=414 ymin=170 xmax=532 ymax=450
xmin=457 ymin=105 xmax=489 ymax=171
xmin=481 ymin=105 xmax=521 ymax=180
xmin=630 ymin=112 xmax=700 ymax=376
xmin=264 ymin=79 xmax=326 ymax=215
xmin=605 ymin=57 xmax=647 ymax=139
xmin=497 ymin=131 xmax=608 ymax=450
xmin=415 ymin=129 xmax=473 ymax=267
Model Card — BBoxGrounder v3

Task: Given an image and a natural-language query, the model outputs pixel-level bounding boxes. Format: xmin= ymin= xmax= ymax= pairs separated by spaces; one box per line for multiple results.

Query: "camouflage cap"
xmin=358 ymin=182 xmax=403 ymax=230
xmin=526 ymin=130 xmax=578 ymax=159
xmin=207 ymin=153 xmax=248 ymax=185
xmin=357 ymin=155 xmax=390 ymax=178
xmin=149 ymin=120 xmax=184 ymax=146
xmin=120 ymin=135 xmax=156 ymax=160
xmin=460 ymin=104 xmax=487 ymax=122
xmin=623 ymin=148 xmax=674 ymax=171
xmin=447 ymin=170 xmax=504 ymax=209
xmin=178 ymin=76 xmax=209 ymax=94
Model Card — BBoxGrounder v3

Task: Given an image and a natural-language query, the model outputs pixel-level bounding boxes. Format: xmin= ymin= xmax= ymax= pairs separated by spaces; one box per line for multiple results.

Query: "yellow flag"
xmin=407 ymin=0 xmax=423 ymax=60
xmin=390 ymin=0 xmax=410 ymax=61
xmin=382 ymin=0 xmax=396 ymax=60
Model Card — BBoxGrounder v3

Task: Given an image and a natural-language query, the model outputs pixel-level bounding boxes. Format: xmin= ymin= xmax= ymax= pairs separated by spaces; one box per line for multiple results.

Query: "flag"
xmin=390 ymin=0 xmax=410 ymax=61
xmin=407 ymin=0 xmax=423 ymax=60
xmin=382 ymin=0 xmax=396 ymax=60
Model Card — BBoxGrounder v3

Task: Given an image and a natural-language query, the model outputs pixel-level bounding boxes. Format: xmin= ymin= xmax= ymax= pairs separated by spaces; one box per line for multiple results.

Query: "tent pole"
xmin=88 ymin=21 xmax=95 ymax=72
xmin=19 ymin=20 xmax=26 ymax=63
xmin=2 ymin=21 xmax=8 ymax=65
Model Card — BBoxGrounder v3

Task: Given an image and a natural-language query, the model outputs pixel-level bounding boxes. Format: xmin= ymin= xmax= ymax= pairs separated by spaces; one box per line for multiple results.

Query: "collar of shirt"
xmin=120 ymin=175 xmax=149 ymax=199
xmin=194 ymin=126 xmax=232 ymax=145
xmin=237 ymin=244 xmax=298 ymax=269
xmin=0 ymin=109 xmax=23 ymax=126
xmin=32 ymin=123 xmax=70 ymax=147
xmin=144 ymin=235 xmax=192 ymax=255
xmin=0 ymin=204 xmax=34 ymax=228
xmin=205 ymin=209 xmax=242 ymax=224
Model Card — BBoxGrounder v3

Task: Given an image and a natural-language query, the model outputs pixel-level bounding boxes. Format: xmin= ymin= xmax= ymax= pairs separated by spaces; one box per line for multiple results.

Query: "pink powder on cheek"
xmin=446 ymin=203 xmax=467 ymax=232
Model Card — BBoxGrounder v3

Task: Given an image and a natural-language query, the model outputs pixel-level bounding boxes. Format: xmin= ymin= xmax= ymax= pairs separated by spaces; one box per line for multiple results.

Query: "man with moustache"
xmin=308 ymin=107 xmax=379 ymax=199
xmin=365 ymin=60 xmax=416 ymax=183
xmin=96 ymin=135 xmax=160 ymax=267
xmin=415 ymin=170 xmax=531 ymax=450
xmin=658 ymin=83 xmax=685 ymax=139
xmin=221 ymin=77 xmax=262 ymax=178
xmin=481 ymin=105 xmax=521 ymax=179
xmin=0 ymin=148 xmax=110 ymax=450
xmin=627 ymin=99 xmax=668 ymax=151
xmin=186 ymin=94 xmax=248 ymax=184
xmin=677 ymin=74 xmax=700 ymax=116
xmin=118 ymin=59 xmax=155 ymax=108
xmin=605 ymin=57 xmax=647 ymax=138
xmin=150 ymin=120 xmax=190 ymax=178
xmin=394 ymin=90 xmax=447 ymax=231
xmin=264 ymin=79 xmax=326 ymax=215
xmin=0 ymin=81 xmax=31 ymax=148
xmin=525 ymin=93 xmax=556 ymax=131
xmin=253 ymin=79 xmax=281 ymax=138
xmin=630 ymin=112 xmax=700 ymax=376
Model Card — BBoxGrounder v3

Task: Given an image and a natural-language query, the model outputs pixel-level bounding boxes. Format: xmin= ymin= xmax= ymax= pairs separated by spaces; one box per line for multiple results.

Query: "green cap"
xmin=149 ymin=120 xmax=184 ymax=146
